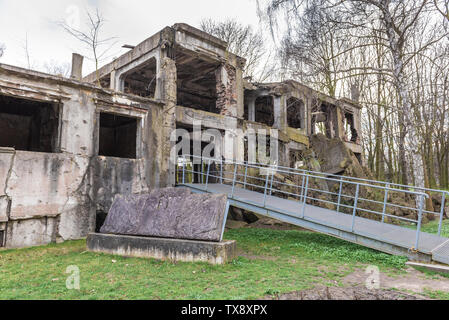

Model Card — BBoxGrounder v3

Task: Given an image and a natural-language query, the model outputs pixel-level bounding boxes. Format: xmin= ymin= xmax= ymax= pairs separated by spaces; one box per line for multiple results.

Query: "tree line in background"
xmin=249 ymin=0 xmax=449 ymax=191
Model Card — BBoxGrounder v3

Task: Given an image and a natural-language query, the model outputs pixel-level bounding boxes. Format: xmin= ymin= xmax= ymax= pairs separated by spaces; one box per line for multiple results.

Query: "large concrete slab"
xmin=87 ymin=233 xmax=236 ymax=265
xmin=100 ymin=187 xmax=229 ymax=242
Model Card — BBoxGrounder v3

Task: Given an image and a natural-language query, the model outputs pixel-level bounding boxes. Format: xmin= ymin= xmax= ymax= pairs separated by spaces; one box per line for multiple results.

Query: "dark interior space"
xmin=95 ymin=210 xmax=108 ymax=233
xmin=354 ymin=152 xmax=362 ymax=164
xmin=99 ymin=112 xmax=138 ymax=159
xmin=123 ymin=57 xmax=157 ymax=98
xmin=255 ymin=96 xmax=274 ymax=126
xmin=289 ymin=149 xmax=304 ymax=168
xmin=344 ymin=112 xmax=358 ymax=142
xmin=175 ymin=49 xmax=219 ymax=113
xmin=99 ymin=75 xmax=111 ymax=89
xmin=0 ymin=95 xmax=60 ymax=152
xmin=311 ymin=100 xmax=338 ymax=139
xmin=287 ymin=97 xmax=305 ymax=129
xmin=243 ymin=89 xmax=253 ymax=120
xmin=176 ymin=123 xmax=220 ymax=183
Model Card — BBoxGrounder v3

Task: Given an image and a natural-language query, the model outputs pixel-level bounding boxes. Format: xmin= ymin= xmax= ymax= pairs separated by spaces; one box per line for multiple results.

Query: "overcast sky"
xmin=0 ymin=0 xmax=261 ymax=75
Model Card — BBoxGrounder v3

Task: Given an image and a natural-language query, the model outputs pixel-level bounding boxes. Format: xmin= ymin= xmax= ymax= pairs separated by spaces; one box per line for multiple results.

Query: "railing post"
xmin=299 ymin=174 xmax=306 ymax=202
xmin=263 ymin=169 xmax=270 ymax=207
xmin=336 ymin=177 xmax=343 ymax=213
xmin=382 ymin=184 xmax=390 ymax=223
xmin=220 ymin=158 xmax=223 ymax=184
xmin=201 ymin=158 xmax=204 ymax=184
xmin=351 ymin=184 xmax=360 ymax=232
xmin=301 ymin=175 xmax=309 ymax=218
xmin=269 ymin=166 xmax=275 ymax=196
xmin=205 ymin=160 xmax=211 ymax=191
xmin=243 ymin=161 xmax=248 ymax=189
xmin=438 ymin=193 xmax=446 ymax=236
xmin=415 ymin=194 xmax=425 ymax=250
xmin=231 ymin=162 xmax=238 ymax=198
xmin=182 ymin=155 xmax=186 ymax=184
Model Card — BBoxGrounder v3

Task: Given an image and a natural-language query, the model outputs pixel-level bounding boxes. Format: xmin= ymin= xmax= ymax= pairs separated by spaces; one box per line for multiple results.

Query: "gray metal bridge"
xmin=177 ymin=155 xmax=449 ymax=264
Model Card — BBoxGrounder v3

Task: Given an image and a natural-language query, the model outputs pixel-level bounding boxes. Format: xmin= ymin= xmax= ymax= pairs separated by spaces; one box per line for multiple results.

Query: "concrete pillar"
xmin=236 ymin=67 xmax=244 ymax=119
xmin=160 ymin=57 xmax=177 ymax=187
xmin=70 ymin=53 xmax=84 ymax=81
xmin=110 ymin=70 xmax=116 ymax=90
xmin=248 ymin=97 xmax=256 ymax=122
xmin=273 ymin=96 xmax=286 ymax=130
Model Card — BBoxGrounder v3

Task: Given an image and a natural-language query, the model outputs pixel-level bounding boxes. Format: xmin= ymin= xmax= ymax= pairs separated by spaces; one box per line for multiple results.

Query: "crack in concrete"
xmin=3 ymin=151 xmax=16 ymax=219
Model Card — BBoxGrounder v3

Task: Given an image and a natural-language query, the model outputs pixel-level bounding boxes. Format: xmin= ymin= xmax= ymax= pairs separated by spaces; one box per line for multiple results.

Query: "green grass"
xmin=405 ymin=219 xmax=449 ymax=238
xmin=423 ymin=289 xmax=449 ymax=300
xmin=0 ymin=228 xmax=408 ymax=300
xmin=401 ymin=218 xmax=449 ymax=238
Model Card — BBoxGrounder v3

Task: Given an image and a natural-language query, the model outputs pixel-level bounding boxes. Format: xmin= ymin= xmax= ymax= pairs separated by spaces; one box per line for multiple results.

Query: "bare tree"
xmin=259 ymin=0 xmax=448 ymax=187
xmin=434 ymin=0 xmax=449 ymax=23
xmin=200 ymin=18 xmax=273 ymax=81
xmin=42 ymin=60 xmax=71 ymax=77
xmin=0 ymin=43 xmax=5 ymax=58
xmin=22 ymin=33 xmax=33 ymax=69
xmin=59 ymin=8 xmax=116 ymax=86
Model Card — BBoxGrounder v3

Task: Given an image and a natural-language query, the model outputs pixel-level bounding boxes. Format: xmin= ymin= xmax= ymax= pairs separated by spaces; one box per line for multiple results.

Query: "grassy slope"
xmin=0 ymin=228 xmax=409 ymax=300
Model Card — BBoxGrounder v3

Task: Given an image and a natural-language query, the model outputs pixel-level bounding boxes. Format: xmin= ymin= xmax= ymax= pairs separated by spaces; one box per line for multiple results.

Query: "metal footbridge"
xmin=176 ymin=155 xmax=449 ymax=264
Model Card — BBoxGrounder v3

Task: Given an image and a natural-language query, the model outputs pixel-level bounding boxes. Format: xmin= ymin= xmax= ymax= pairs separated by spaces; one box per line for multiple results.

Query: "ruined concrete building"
xmin=0 ymin=23 xmax=362 ymax=248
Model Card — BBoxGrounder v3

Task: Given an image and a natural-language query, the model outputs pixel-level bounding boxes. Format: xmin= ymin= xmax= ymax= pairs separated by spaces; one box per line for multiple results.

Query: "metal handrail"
xmin=179 ymin=155 xmax=447 ymax=212
xmin=177 ymin=154 xmax=446 ymax=250
xmin=179 ymin=154 xmax=448 ymax=234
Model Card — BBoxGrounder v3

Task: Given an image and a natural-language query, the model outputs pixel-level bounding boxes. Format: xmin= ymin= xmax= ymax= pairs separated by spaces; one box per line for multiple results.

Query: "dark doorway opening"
xmin=287 ymin=97 xmax=305 ymax=129
xmin=95 ymin=211 xmax=108 ymax=233
xmin=255 ymin=96 xmax=274 ymax=126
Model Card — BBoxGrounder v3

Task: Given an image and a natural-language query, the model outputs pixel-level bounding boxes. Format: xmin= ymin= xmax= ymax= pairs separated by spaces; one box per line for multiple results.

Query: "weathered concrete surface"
xmin=310 ymin=133 xmax=365 ymax=176
xmin=0 ymin=196 xmax=9 ymax=222
xmin=5 ymin=216 xmax=59 ymax=248
xmin=0 ymin=63 xmax=170 ymax=249
xmin=87 ymin=233 xmax=236 ymax=265
xmin=100 ymin=188 xmax=229 ymax=242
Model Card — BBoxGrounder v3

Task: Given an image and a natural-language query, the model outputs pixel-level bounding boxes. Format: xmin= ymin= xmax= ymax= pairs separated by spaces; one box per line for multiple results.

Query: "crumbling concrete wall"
xmin=0 ymin=64 xmax=168 ymax=248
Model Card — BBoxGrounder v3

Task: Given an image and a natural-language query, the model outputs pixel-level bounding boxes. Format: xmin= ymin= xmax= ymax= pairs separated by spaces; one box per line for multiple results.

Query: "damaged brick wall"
xmin=216 ymin=64 xmax=237 ymax=117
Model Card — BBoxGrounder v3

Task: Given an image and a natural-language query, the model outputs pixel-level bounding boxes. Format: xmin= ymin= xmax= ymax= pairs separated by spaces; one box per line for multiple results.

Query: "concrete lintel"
xmin=87 ymin=233 xmax=237 ymax=265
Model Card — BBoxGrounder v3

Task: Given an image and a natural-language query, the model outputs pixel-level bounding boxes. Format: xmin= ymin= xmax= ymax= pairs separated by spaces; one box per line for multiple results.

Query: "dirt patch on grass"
xmin=264 ymin=266 xmax=449 ymax=300
xmin=343 ymin=267 xmax=449 ymax=294
xmin=264 ymin=286 xmax=426 ymax=300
